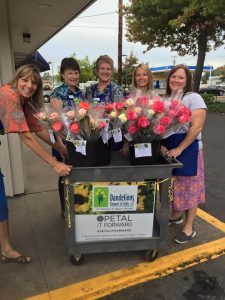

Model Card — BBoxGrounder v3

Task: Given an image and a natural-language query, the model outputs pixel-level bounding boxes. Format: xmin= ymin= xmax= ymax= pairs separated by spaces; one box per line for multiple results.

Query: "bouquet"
xmin=34 ymin=109 xmax=66 ymax=143
xmin=104 ymin=101 xmax=127 ymax=144
xmin=64 ymin=101 xmax=108 ymax=143
xmin=124 ymin=94 xmax=191 ymax=143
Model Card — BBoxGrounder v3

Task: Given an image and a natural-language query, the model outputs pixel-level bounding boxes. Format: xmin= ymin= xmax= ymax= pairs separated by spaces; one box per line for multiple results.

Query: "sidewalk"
xmin=1 ymin=113 xmax=225 ymax=300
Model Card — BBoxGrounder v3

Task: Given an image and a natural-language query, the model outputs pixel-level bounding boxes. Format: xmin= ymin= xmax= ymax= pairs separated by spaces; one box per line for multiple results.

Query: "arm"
xmin=50 ymin=97 xmax=63 ymax=112
xmin=18 ymin=131 xmax=71 ymax=176
xmin=166 ymin=108 xmax=206 ymax=158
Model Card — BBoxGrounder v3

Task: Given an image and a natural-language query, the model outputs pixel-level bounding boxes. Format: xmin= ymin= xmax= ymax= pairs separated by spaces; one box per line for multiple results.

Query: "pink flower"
xmin=51 ymin=121 xmax=63 ymax=132
xmin=159 ymin=116 xmax=172 ymax=127
xmin=178 ymin=115 xmax=190 ymax=124
xmin=153 ymin=125 xmax=166 ymax=135
xmin=137 ymin=116 xmax=150 ymax=128
xmin=126 ymin=111 xmax=138 ymax=121
xmin=136 ymin=96 xmax=148 ymax=107
xmin=128 ymin=125 xmax=138 ymax=134
xmin=170 ymin=100 xmax=180 ymax=109
xmin=168 ymin=109 xmax=177 ymax=118
xmin=177 ymin=105 xmax=191 ymax=116
xmin=98 ymin=120 xmax=107 ymax=129
xmin=152 ymin=100 xmax=165 ymax=113
xmin=70 ymin=122 xmax=80 ymax=134
xmin=50 ymin=112 xmax=59 ymax=120
xmin=114 ymin=102 xmax=125 ymax=111
xmin=66 ymin=110 xmax=75 ymax=119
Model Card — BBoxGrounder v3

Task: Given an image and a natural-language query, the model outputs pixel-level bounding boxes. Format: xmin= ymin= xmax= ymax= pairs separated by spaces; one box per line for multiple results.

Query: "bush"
xmin=201 ymin=93 xmax=225 ymax=112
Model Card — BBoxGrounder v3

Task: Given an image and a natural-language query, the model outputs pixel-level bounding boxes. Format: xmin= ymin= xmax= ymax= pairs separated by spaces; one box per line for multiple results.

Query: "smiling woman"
xmin=0 ymin=64 xmax=72 ymax=264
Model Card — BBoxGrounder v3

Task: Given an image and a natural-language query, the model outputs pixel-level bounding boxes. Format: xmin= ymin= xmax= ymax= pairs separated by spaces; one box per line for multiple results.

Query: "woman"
xmin=50 ymin=57 xmax=84 ymax=216
xmin=131 ymin=63 xmax=153 ymax=97
xmin=161 ymin=64 xmax=207 ymax=244
xmin=85 ymin=55 xmax=123 ymax=103
xmin=0 ymin=64 xmax=72 ymax=264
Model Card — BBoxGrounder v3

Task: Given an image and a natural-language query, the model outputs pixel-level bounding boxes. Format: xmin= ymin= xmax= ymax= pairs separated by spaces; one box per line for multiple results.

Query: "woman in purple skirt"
xmin=161 ymin=65 xmax=207 ymax=244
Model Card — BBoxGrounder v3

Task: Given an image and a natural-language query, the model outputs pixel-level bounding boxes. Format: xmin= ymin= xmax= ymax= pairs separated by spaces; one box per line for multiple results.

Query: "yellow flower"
xmin=75 ymin=203 xmax=90 ymax=213
xmin=118 ymin=113 xmax=127 ymax=124
xmin=73 ymin=184 xmax=89 ymax=198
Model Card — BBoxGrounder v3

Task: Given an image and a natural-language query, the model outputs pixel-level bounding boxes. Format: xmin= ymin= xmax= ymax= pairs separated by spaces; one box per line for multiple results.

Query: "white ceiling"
xmin=7 ymin=0 xmax=96 ymax=65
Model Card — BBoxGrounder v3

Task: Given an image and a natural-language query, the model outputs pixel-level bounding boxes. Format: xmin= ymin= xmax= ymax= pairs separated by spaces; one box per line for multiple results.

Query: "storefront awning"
xmin=18 ymin=51 xmax=50 ymax=72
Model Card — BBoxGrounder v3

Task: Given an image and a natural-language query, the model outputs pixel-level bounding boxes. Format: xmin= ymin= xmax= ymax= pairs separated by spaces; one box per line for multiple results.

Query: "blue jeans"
xmin=0 ymin=170 xmax=8 ymax=221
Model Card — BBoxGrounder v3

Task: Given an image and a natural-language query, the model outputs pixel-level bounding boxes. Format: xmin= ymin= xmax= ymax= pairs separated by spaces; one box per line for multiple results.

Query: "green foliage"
xmin=201 ymin=93 xmax=225 ymax=112
xmin=122 ymin=52 xmax=139 ymax=86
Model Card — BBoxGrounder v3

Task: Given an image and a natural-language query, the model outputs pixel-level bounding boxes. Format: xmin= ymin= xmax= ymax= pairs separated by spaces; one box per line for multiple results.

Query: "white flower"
xmin=78 ymin=108 xmax=87 ymax=118
xmin=126 ymin=98 xmax=135 ymax=106
xmin=146 ymin=109 xmax=155 ymax=117
xmin=110 ymin=111 xmax=117 ymax=118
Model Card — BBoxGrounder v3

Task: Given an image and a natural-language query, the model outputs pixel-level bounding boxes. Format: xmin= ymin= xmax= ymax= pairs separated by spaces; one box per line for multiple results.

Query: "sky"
xmin=38 ymin=0 xmax=225 ymax=74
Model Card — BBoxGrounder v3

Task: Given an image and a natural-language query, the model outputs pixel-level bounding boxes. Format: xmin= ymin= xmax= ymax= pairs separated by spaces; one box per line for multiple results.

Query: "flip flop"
xmin=0 ymin=254 xmax=31 ymax=264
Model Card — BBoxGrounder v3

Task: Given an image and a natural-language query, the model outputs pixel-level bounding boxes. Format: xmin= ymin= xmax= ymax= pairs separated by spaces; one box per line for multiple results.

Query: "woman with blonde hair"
xmin=0 ymin=64 xmax=71 ymax=264
xmin=131 ymin=63 xmax=154 ymax=98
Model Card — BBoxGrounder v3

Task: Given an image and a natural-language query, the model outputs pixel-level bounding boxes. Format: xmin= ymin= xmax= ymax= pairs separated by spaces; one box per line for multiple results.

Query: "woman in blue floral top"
xmin=50 ymin=57 xmax=84 ymax=216
xmin=85 ymin=55 xmax=123 ymax=103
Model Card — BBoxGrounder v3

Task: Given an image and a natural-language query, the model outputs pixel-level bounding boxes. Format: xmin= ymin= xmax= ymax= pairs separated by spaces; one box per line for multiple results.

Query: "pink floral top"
xmin=0 ymin=85 xmax=43 ymax=133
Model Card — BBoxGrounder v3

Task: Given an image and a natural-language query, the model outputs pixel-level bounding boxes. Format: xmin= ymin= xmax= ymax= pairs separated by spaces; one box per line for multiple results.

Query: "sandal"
xmin=0 ymin=254 xmax=31 ymax=264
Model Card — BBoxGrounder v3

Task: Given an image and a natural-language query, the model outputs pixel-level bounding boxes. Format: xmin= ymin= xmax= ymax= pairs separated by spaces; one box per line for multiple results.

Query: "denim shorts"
xmin=0 ymin=170 xmax=8 ymax=221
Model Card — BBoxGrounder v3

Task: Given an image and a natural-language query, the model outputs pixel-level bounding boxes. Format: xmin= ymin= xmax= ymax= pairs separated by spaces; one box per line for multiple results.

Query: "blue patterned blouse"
xmin=50 ymin=83 xmax=84 ymax=107
xmin=85 ymin=82 xmax=124 ymax=103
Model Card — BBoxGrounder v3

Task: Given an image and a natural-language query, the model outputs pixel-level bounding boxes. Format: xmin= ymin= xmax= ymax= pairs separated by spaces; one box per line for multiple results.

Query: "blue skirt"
xmin=0 ymin=170 xmax=8 ymax=221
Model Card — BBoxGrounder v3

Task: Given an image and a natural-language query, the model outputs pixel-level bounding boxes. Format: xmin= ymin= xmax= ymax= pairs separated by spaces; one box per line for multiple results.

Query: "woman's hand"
xmin=165 ymin=147 xmax=182 ymax=158
xmin=52 ymin=161 xmax=72 ymax=176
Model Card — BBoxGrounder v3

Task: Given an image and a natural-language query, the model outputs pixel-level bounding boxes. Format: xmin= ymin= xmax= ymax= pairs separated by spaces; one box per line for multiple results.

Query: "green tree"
xmin=125 ymin=0 xmax=225 ymax=91
xmin=212 ymin=65 xmax=225 ymax=82
xmin=122 ymin=52 xmax=139 ymax=87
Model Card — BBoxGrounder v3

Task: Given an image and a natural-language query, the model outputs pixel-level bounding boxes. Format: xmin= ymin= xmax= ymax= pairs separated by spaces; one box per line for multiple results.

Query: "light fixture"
xmin=23 ymin=33 xmax=31 ymax=44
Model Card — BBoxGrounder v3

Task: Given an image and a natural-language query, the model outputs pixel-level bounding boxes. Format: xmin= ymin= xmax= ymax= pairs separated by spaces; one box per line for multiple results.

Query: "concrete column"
xmin=0 ymin=0 xmax=25 ymax=196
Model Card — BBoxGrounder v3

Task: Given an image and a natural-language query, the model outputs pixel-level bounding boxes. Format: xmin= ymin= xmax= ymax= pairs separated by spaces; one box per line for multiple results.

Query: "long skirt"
xmin=171 ymin=150 xmax=205 ymax=211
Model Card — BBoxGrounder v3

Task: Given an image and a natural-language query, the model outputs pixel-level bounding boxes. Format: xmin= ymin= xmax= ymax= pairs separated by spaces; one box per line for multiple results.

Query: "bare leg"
xmin=169 ymin=209 xmax=181 ymax=219
xmin=182 ymin=206 xmax=198 ymax=236
xmin=0 ymin=220 xmax=21 ymax=258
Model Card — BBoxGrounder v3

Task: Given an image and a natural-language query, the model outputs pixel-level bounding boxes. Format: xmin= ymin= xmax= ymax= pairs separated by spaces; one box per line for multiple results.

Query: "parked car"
xmin=199 ymin=86 xmax=225 ymax=96
xmin=43 ymin=91 xmax=51 ymax=103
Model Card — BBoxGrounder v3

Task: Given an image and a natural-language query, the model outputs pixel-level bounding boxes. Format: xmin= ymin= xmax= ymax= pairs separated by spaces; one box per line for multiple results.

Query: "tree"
xmin=71 ymin=54 xmax=95 ymax=82
xmin=125 ymin=0 xmax=225 ymax=91
xmin=122 ymin=52 xmax=139 ymax=86
xmin=212 ymin=65 xmax=225 ymax=83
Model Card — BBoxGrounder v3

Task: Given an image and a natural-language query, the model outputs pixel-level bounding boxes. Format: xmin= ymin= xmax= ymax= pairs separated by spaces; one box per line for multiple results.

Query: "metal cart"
xmin=64 ymin=152 xmax=182 ymax=265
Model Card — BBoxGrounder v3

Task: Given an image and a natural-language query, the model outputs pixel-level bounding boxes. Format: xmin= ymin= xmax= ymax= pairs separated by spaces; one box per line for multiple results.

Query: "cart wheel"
xmin=70 ymin=254 xmax=84 ymax=265
xmin=145 ymin=249 xmax=159 ymax=262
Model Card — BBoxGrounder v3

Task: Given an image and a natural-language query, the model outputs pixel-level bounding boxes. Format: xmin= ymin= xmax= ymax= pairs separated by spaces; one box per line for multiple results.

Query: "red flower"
xmin=70 ymin=122 xmax=80 ymax=134
xmin=79 ymin=101 xmax=91 ymax=110
xmin=126 ymin=111 xmax=138 ymax=121
xmin=152 ymin=100 xmax=165 ymax=113
xmin=159 ymin=116 xmax=172 ymax=127
xmin=137 ymin=116 xmax=150 ymax=128
xmin=128 ymin=125 xmax=138 ymax=134
xmin=168 ymin=109 xmax=177 ymax=118
xmin=153 ymin=125 xmax=166 ymax=135
xmin=104 ymin=103 xmax=113 ymax=113
xmin=136 ymin=96 xmax=148 ymax=107
xmin=51 ymin=121 xmax=64 ymax=132
xmin=98 ymin=120 xmax=107 ymax=129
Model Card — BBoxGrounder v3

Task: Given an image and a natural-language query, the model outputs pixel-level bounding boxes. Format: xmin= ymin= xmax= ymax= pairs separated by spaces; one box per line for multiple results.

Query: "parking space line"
xmin=197 ymin=208 xmax=225 ymax=232
xmin=26 ymin=236 xmax=225 ymax=300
